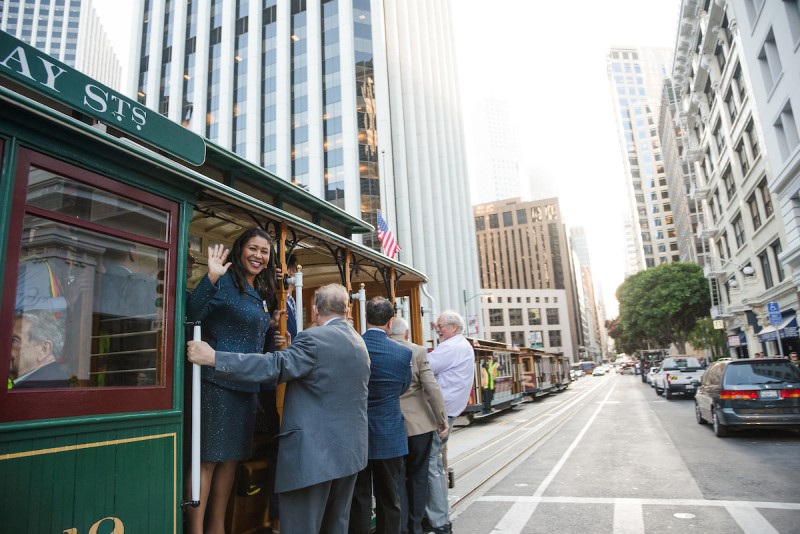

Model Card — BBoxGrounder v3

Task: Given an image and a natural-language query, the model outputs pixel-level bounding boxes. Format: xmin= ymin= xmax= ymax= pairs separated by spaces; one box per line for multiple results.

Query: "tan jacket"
xmin=398 ymin=340 xmax=447 ymax=437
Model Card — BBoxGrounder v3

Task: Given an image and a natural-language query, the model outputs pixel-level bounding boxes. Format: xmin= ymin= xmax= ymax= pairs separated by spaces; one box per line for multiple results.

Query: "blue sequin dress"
xmin=187 ymin=271 xmax=272 ymax=461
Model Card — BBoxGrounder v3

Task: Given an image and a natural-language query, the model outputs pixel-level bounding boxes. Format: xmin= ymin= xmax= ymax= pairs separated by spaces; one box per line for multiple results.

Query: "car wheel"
xmin=655 ymin=385 xmax=662 ymax=395
xmin=712 ymin=409 xmax=729 ymax=437
xmin=664 ymin=386 xmax=672 ymax=400
xmin=695 ymin=402 xmax=707 ymax=425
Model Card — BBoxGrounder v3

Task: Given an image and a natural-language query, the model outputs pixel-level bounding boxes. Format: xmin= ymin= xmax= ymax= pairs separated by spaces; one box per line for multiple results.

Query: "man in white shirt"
xmin=424 ymin=310 xmax=473 ymax=534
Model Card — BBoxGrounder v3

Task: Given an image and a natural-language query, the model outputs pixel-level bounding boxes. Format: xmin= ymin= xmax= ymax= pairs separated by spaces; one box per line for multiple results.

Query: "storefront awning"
xmin=757 ymin=315 xmax=798 ymax=342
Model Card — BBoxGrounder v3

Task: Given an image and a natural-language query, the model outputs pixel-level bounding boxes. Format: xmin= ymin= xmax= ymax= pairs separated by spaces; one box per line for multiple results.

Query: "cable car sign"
xmin=0 ymin=30 xmax=206 ymax=166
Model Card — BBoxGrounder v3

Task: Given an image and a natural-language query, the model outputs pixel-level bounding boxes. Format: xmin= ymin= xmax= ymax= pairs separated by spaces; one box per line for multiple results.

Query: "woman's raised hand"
xmin=206 ymin=244 xmax=231 ymax=284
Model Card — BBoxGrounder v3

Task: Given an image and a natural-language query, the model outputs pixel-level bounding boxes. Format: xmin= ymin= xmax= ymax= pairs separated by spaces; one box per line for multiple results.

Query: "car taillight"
xmin=719 ymin=390 xmax=758 ymax=400
xmin=780 ymin=388 xmax=800 ymax=399
xmin=665 ymin=373 xmax=671 ymax=381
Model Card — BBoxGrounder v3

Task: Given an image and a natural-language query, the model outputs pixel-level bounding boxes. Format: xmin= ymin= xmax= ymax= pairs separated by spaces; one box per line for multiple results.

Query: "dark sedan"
xmin=694 ymin=358 xmax=800 ymax=437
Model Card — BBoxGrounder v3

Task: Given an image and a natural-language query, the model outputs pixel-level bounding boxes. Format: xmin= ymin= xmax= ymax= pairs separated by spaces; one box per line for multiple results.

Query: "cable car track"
xmin=448 ymin=378 xmax=611 ymax=512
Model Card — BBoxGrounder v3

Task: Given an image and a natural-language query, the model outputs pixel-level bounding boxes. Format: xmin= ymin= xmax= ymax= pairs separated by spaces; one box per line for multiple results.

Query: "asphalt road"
xmin=446 ymin=370 xmax=800 ymax=534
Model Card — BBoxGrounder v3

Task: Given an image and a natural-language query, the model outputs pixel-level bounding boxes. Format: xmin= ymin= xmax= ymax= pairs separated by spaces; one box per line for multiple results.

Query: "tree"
xmin=688 ymin=316 xmax=728 ymax=359
xmin=616 ymin=262 xmax=710 ymax=354
xmin=605 ymin=316 xmax=646 ymax=355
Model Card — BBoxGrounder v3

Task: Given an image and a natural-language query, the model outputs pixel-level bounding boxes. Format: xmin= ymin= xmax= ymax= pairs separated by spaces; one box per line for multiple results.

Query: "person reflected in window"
xmin=185 ymin=227 xmax=281 ymax=534
xmin=10 ymin=311 xmax=69 ymax=389
xmin=790 ymin=352 xmax=799 ymax=368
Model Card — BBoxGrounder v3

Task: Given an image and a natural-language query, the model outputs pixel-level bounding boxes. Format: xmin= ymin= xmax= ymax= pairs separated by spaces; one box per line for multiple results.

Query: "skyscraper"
xmin=607 ymin=46 xmax=679 ymax=275
xmin=473 ymin=197 xmax=582 ymax=360
xmin=133 ymin=0 xmax=480 ymax=316
xmin=468 ymin=97 xmax=522 ymax=204
xmin=0 ymin=0 xmax=121 ymax=89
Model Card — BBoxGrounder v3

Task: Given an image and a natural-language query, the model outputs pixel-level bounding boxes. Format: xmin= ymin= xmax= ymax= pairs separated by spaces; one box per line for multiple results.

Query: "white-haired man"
xmin=424 ymin=310 xmax=473 ymax=534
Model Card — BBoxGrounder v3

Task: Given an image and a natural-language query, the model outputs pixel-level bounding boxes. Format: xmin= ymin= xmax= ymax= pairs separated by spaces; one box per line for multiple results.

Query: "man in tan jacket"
xmin=390 ymin=316 xmax=448 ymax=534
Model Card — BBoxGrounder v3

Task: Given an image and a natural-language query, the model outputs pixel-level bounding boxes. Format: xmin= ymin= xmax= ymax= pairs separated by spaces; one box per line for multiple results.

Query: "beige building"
xmin=473 ymin=197 xmax=582 ymax=361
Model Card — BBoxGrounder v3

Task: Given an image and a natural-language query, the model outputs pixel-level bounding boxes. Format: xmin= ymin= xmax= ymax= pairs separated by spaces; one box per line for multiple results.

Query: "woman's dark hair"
xmin=228 ymin=227 xmax=277 ymax=308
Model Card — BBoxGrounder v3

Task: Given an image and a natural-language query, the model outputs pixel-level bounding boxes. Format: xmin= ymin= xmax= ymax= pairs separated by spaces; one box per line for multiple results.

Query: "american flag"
xmin=376 ymin=211 xmax=401 ymax=259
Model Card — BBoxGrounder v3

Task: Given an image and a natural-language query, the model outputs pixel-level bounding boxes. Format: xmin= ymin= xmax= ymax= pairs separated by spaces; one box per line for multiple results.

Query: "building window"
xmin=489 ymin=308 xmax=504 ymax=326
xmin=722 ymin=167 xmax=736 ymax=202
xmin=736 ymin=141 xmax=750 ymax=177
xmin=725 ymin=89 xmax=737 ymax=124
xmin=748 ymin=193 xmax=762 ymax=231
xmin=733 ymin=215 xmax=746 ymax=248
xmin=475 ymin=216 xmax=485 ymax=231
xmin=503 ymin=211 xmax=513 ymax=227
xmin=516 ymin=209 xmax=527 ymax=224
xmin=759 ymin=250 xmax=774 ymax=289
xmin=774 ymin=100 xmax=800 ymax=161
xmin=528 ymin=308 xmax=541 ymax=325
xmin=771 ymin=240 xmax=785 ymax=282
xmin=713 ymin=121 xmax=726 ymax=153
xmin=746 ymin=120 xmax=760 ymax=160
xmin=489 ymin=213 xmax=499 ymax=229
xmin=548 ymin=330 xmax=562 ymax=347
xmin=546 ymin=308 xmax=559 ymax=325
xmin=509 ymin=308 xmax=523 ymax=326
xmin=491 ymin=332 xmax=506 ymax=344
xmin=510 ymin=331 xmax=525 ymax=347
xmin=758 ymin=178 xmax=773 ymax=217
xmin=757 ymin=28 xmax=783 ymax=92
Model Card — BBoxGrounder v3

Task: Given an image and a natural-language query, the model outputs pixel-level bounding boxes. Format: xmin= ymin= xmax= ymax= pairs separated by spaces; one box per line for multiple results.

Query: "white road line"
xmin=479 ymin=495 xmax=800 ymax=510
xmin=489 ymin=383 xmax=618 ymax=534
xmin=726 ymin=505 xmax=780 ymax=534
xmin=613 ymin=500 xmax=644 ymax=534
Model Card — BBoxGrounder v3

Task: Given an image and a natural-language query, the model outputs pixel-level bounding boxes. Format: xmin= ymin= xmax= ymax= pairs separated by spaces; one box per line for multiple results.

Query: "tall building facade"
xmin=468 ymin=97 xmax=522 ymax=204
xmin=729 ymin=1 xmax=800 ymax=312
xmin=473 ymin=197 xmax=582 ymax=361
xmin=0 ymin=0 xmax=121 ymax=88
xmin=570 ymin=226 xmax=605 ymax=361
xmin=132 ymin=0 xmax=480 ymax=317
xmin=607 ymin=47 xmax=679 ymax=275
xmin=672 ymin=0 xmax=794 ymax=357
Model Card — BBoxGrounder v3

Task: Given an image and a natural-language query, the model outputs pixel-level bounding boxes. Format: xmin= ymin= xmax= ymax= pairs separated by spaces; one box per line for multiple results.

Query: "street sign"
xmin=713 ymin=319 xmax=725 ymax=329
xmin=767 ymin=301 xmax=782 ymax=325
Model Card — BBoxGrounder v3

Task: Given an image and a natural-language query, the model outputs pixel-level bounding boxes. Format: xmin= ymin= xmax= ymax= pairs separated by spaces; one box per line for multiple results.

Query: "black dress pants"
xmin=401 ymin=431 xmax=434 ymax=534
xmin=349 ymin=456 xmax=405 ymax=534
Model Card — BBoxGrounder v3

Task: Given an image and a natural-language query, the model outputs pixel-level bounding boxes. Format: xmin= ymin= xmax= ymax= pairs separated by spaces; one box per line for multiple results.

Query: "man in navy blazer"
xmin=349 ymin=297 xmax=412 ymax=534
xmin=187 ymin=284 xmax=370 ymax=534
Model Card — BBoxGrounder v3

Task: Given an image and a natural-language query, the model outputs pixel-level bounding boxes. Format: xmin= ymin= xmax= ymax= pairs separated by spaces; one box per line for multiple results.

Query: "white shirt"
xmin=428 ymin=334 xmax=474 ymax=417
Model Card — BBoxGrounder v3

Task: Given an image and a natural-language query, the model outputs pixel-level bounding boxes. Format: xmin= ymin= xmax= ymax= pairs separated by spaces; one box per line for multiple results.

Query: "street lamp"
xmin=463 ymin=289 xmax=492 ymax=337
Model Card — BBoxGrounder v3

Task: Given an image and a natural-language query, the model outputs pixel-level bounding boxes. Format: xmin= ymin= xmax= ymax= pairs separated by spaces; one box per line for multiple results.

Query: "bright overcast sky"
xmin=452 ymin=0 xmax=681 ymax=316
xmin=93 ymin=0 xmax=682 ymax=317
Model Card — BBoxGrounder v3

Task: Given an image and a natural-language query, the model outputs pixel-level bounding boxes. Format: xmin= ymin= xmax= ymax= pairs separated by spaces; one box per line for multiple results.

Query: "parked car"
xmin=694 ymin=358 xmax=800 ymax=437
xmin=653 ymin=356 xmax=705 ymax=399
xmin=646 ymin=366 xmax=660 ymax=387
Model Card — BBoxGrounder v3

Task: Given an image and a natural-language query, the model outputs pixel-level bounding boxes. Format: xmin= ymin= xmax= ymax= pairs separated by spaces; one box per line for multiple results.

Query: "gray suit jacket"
xmin=215 ymin=317 xmax=370 ymax=492
xmin=398 ymin=341 xmax=447 ymax=437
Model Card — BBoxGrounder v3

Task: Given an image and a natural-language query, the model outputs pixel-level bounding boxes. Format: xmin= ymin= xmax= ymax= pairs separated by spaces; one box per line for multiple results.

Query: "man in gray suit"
xmin=187 ymin=283 xmax=370 ymax=534
xmin=389 ymin=316 xmax=448 ymax=534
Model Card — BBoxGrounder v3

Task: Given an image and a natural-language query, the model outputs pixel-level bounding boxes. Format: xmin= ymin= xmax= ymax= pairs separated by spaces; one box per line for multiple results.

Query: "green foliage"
xmin=615 ymin=262 xmax=710 ymax=354
xmin=688 ymin=316 xmax=727 ymax=358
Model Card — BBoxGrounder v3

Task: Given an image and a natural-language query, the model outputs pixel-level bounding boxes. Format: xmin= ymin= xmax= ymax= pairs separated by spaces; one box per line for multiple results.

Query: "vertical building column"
xmin=168 ymin=0 xmax=187 ymax=124
xmin=306 ymin=0 xmax=323 ymax=198
xmin=215 ymin=0 xmax=236 ymax=147
xmin=338 ymin=0 xmax=359 ymax=218
xmin=191 ymin=0 xmax=210 ymax=134
xmin=146 ymin=0 xmax=165 ymax=110
xmin=275 ymin=0 xmax=292 ymax=181
xmin=245 ymin=0 xmax=262 ymax=161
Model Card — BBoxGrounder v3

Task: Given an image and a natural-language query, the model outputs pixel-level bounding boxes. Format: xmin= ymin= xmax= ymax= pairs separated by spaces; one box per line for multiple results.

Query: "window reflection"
xmin=11 ymin=175 xmax=168 ymax=390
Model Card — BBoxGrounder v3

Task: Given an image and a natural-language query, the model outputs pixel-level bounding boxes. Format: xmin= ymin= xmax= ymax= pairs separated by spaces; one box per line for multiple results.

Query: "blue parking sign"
xmin=767 ymin=301 xmax=782 ymax=325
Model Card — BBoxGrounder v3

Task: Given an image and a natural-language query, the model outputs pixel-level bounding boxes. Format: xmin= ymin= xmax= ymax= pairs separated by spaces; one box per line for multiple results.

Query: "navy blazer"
xmin=187 ymin=272 xmax=271 ymax=393
xmin=216 ymin=317 xmax=370 ymax=492
xmin=362 ymin=329 xmax=412 ymax=460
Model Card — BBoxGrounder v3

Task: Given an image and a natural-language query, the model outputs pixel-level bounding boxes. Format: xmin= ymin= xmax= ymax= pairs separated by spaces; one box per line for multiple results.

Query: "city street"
xmin=447 ymin=371 xmax=800 ymax=534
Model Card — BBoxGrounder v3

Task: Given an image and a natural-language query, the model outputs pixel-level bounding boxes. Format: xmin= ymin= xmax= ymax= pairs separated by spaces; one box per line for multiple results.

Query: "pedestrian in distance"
xmin=187 ymin=283 xmax=370 ymax=534
xmin=790 ymin=351 xmax=800 ymax=368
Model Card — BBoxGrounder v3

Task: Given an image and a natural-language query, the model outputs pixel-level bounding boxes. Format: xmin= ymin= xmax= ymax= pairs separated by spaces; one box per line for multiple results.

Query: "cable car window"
xmin=2 ymin=149 xmax=177 ymax=421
